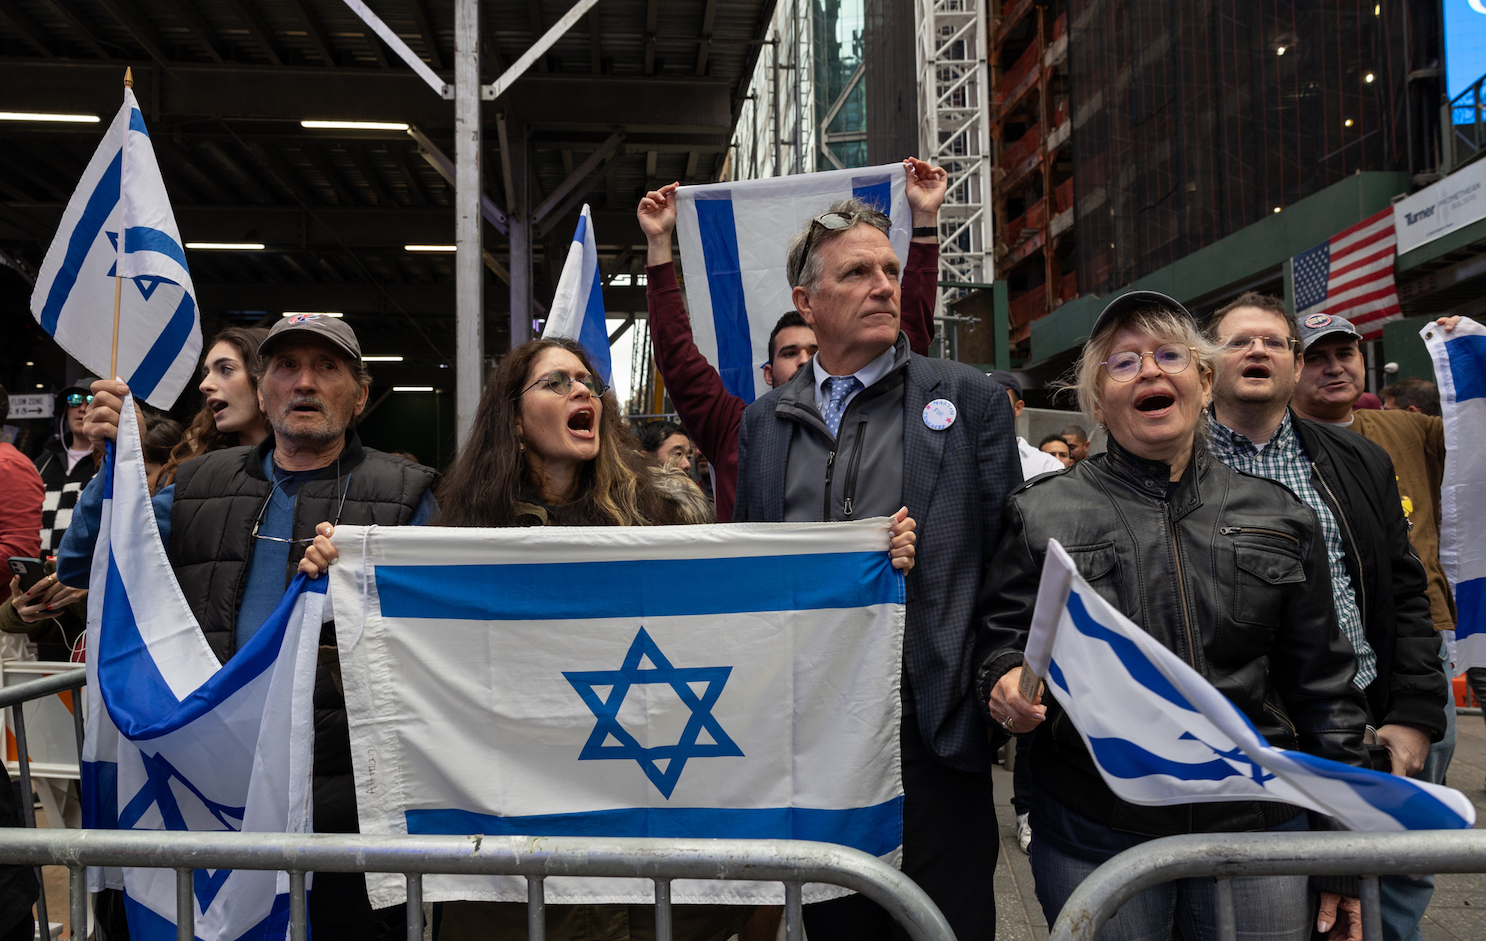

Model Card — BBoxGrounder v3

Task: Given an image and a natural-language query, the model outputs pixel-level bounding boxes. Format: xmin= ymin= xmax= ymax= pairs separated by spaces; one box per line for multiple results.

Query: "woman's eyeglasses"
xmin=64 ymin=393 xmax=94 ymax=407
xmin=1101 ymin=344 xmax=1195 ymax=383
xmin=516 ymin=371 xmax=607 ymax=399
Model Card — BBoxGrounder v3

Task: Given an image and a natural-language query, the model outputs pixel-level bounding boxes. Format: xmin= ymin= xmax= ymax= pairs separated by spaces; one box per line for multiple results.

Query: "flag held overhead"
xmin=31 ymin=73 xmax=202 ymax=409
xmin=542 ymin=203 xmax=613 ymax=385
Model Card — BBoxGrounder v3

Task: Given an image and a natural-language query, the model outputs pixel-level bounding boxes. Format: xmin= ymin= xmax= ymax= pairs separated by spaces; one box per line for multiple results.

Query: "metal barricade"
xmin=0 ymin=828 xmax=956 ymax=941
xmin=1049 ymin=830 xmax=1486 ymax=941
xmin=0 ymin=668 xmax=87 ymax=937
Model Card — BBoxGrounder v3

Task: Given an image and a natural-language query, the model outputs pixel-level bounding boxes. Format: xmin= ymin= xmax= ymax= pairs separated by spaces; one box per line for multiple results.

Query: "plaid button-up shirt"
xmin=1208 ymin=412 xmax=1376 ymax=690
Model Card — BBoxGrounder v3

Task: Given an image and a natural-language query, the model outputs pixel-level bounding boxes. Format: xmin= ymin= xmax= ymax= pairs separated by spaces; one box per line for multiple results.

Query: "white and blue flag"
xmin=674 ymin=165 xmax=911 ymax=402
xmin=31 ymin=86 xmax=202 ymax=408
xmin=81 ymin=396 xmax=323 ymax=939
xmin=1024 ymin=539 xmax=1475 ymax=831
xmin=330 ymin=520 xmax=906 ymax=907
xmin=542 ymin=203 xmax=612 ymax=384
xmin=1423 ymin=317 xmax=1486 ymax=674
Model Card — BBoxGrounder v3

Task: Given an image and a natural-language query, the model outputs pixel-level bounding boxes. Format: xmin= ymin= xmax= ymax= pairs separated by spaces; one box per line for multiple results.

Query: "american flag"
xmin=1291 ymin=207 xmax=1401 ymax=339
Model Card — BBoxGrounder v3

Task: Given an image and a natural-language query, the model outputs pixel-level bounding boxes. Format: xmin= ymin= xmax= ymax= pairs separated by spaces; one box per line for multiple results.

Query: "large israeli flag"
xmin=1024 ymin=539 xmax=1475 ymax=831
xmin=31 ymin=86 xmax=201 ymax=408
xmin=330 ymin=520 xmax=906 ymax=907
xmin=674 ymin=165 xmax=911 ymax=402
xmin=80 ymin=396 xmax=322 ymax=940
xmin=1423 ymin=318 xmax=1486 ymax=673
xmin=542 ymin=203 xmax=613 ymax=384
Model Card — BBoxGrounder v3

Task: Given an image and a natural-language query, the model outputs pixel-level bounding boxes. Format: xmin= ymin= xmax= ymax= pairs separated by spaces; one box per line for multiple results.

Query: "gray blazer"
xmin=734 ymin=336 xmax=1022 ymax=771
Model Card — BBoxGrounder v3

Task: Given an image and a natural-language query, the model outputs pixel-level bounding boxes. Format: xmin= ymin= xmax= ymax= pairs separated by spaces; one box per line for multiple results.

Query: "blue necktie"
xmin=821 ymin=376 xmax=863 ymax=437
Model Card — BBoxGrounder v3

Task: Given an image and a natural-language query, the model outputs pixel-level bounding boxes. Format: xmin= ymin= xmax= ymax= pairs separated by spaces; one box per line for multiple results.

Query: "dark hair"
xmin=1060 ymin=424 xmax=1089 ymax=443
xmin=637 ymin=420 xmax=686 ymax=456
xmin=159 ymin=326 xmax=271 ymax=488
xmin=435 ymin=338 xmax=682 ymax=527
xmin=1384 ymin=377 xmax=1441 ymax=416
xmin=141 ymin=415 xmax=184 ymax=465
xmin=0 ymin=383 xmax=8 ymax=426
xmin=768 ymin=311 xmax=811 ymax=363
xmin=1038 ymin=433 xmax=1069 ymax=450
xmin=1210 ymin=292 xmax=1300 ymax=344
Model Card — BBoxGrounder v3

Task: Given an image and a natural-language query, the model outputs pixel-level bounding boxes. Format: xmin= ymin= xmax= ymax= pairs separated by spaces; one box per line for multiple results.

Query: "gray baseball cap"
xmin=1089 ymin=290 xmax=1197 ymax=340
xmin=1297 ymin=312 xmax=1361 ymax=352
xmin=259 ymin=313 xmax=362 ymax=362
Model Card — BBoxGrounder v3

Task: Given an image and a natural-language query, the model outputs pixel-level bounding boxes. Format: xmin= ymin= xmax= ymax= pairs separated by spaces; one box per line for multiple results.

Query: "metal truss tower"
xmin=915 ymin=0 xmax=993 ymax=297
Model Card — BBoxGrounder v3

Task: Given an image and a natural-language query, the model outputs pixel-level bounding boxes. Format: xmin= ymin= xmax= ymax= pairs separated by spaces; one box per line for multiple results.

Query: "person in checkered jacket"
xmin=32 ymin=376 xmax=102 ymax=557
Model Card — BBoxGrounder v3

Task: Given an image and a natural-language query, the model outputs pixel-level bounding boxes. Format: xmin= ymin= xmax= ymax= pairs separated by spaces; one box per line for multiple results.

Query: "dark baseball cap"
xmin=1296 ymin=312 xmax=1361 ymax=352
xmin=259 ymin=313 xmax=362 ymax=362
xmin=986 ymin=369 xmax=1022 ymax=400
xmin=1089 ymin=290 xmax=1197 ymax=340
xmin=60 ymin=375 xmax=103 ymax=398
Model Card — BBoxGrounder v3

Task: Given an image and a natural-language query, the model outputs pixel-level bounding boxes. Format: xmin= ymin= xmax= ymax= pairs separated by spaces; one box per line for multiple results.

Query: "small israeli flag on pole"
xmin=542 ymin=203 xmax=612 ymax=384
xmin=1026 ymin=539 xmax=1475 ymax=832
xmin=30 ymin=69 xmax=202 ymax=408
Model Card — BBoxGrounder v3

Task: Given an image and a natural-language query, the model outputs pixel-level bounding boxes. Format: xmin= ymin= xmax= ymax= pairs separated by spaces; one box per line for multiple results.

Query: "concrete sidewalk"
xmin=990 ymin=712 xmax=1486 ymax=941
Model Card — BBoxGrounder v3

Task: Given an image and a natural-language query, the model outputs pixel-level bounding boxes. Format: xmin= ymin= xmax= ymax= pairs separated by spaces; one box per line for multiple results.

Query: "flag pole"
xmin=110 ymin=67 xmax=133 ymax=379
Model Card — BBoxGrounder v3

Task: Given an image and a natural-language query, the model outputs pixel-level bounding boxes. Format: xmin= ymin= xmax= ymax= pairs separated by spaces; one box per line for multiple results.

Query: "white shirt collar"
xmin=811 ymin=342 xmax=898 ymax=413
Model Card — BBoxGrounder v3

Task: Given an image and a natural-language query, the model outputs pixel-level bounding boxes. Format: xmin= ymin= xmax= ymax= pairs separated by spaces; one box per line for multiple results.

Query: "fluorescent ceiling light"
xmin=186 ymin=242 xmax=265 ymax=250
xmin=282 ymin=311 xmax=344 ymax=318
xmin=393 ymin=386 xmax=434 ymax=392
xmin=301 ymin=120 xmax=409 ymax=131
xmin=361 ymin=355 xmax=404 ymax=362
xmin=0 ymin=111 xmax=101 ymax=123
xmin=404 ymin=244 xmax=457 ymax=252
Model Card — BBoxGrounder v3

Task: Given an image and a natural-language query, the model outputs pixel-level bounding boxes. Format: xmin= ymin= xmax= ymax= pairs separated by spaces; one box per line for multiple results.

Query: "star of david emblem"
xmin=104 ymin=231 xmax=177 ymax=299
xmin=564 ymin=627 xmax=744 ymax=798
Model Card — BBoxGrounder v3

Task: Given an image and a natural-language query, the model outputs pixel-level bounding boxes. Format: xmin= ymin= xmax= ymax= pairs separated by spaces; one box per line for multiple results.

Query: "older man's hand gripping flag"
xmin=80 ymin=395 xmax=322 ymax=940
xmin=1022 ymin=539 xmax=1475 ymax=831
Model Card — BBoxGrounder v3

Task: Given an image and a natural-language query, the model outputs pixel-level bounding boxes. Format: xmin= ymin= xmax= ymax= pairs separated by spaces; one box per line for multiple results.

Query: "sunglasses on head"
xmin=516 ymin=370 xmax=608 ymax=400
xmin=64 ymin=393 xmax=94 ymax=407
xmin=798 ymin=208 xmax=891 ymax=270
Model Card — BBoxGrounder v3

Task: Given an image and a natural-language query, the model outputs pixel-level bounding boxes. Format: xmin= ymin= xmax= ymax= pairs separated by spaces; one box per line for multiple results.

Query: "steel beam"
xmin=453 ymin=0 xmax=482 ymax=449
xmin=487 ymin=0 xmax=603 ymax=101
xmin=531 ymin=130 xmax=625 ymax=225
xmin=506 ymin=121 xmax=533 ymax=349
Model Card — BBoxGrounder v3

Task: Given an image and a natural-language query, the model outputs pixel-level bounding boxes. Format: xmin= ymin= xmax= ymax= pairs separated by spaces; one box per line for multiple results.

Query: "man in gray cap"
xmin=987 ymin=368 xmax=1063 ymax=481
xmin=73 ymin=312 xmax=438 ymax=940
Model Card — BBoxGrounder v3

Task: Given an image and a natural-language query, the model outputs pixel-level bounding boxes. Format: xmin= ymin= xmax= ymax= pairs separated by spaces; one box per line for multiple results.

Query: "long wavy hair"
xmin=157 ymin=325 xmax=271 ymax=487
xmin=436 ymin=338 xmax=680 ymax=527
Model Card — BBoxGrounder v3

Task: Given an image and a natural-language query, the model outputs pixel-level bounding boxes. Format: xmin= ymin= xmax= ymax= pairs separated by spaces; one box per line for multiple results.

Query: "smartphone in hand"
xmin=7 ymin=557 xmax=47 ymax=594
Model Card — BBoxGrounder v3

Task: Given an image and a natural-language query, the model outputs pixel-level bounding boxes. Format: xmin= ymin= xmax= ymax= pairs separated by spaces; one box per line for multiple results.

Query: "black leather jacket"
xmin=974 ymin=439 xmax=1369 ymax=837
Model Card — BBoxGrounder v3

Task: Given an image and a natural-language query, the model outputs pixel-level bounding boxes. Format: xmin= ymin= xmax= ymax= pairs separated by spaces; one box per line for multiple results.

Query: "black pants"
xmin=801 ymin=717 xmax=997 ymax=941
xmin=307 ymin=872 xmax=408 ymax=941
xmin=1010 ymin=734 xmax=1033 ymax=815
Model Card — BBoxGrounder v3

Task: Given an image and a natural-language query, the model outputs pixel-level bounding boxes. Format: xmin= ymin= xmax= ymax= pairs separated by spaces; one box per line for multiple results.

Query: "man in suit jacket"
xmin=733 ymin=198 xmax=1022 ymax=941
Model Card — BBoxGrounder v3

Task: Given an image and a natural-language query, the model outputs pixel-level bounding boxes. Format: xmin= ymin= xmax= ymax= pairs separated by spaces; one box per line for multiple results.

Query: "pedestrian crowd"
xmin=0 ymin=155 xmax=1474 ymax=941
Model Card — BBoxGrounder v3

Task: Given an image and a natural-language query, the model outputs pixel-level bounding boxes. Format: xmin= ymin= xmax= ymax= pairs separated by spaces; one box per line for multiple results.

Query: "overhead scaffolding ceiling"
xmin=0 ymin=0 xmax=778 ymax=388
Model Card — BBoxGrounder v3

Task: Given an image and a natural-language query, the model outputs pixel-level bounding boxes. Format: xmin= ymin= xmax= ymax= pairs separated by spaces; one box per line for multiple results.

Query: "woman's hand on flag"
xmin=988 ymin=666 xmax=1046 ymax=736
xmin=638 ymin=181 xmax=681 ymax=266
xmin=82 ymin=378 xmax=141 ymax=444
xmin=903 ymin=157 xmax=947 ymax=229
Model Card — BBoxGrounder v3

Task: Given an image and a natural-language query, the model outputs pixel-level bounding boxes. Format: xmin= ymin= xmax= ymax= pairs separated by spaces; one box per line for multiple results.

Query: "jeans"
xmin=1030 ymin=836 xmax=1310 ymax=941
xmin=1378 ymin=636 xmax=1455 ymax=941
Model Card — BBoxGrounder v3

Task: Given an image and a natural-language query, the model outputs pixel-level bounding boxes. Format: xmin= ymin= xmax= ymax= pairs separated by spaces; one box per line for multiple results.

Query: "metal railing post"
xmin=527 ymin=874 xmax=546 ymax=941
xmin=70 ymin=864 xmax=88 ymax=936
xmin=289 ymin=870 xmax=307 ymax=941
xmin=406 ymin=872 xmax=424 ymax=941
xmin=1359 ymin=876 xmax=1382 ymax=941
xmin=1213 ymin=876 xmax=1235 ymax=941
xmin=654 ymin=878 xmax=673 ymax=941
xmin=12 ymin=702 xmax=49 ymax=936
xmin=177 ymin=868 xmax=194 ymax=940
xmin=784 ymin=881 xmax=804 ymax=941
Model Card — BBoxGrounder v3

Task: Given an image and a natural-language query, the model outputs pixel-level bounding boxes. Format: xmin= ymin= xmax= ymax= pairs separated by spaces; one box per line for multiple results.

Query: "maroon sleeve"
xmin=645 ymin=262 xmax=744 ymax=522
xmin=900 ymin=241 xmax=940 ymax=356
xmin=0 ymin=446 xmax=43 ymax=561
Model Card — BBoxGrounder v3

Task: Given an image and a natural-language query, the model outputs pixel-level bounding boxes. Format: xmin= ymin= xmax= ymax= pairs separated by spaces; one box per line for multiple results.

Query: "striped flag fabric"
xmin=81 ymin=395 xmax=322 ymax=940
xmin=542 ymin=203 xmax=612 ymax=384
xmin=30 ymin=86 xmax=201 ymax=409
xmin=329 ymin=519 xmax=906 ymax=907
xmin=1423 ymin=318 xmax=1486 ymax=674
xmin=1024 ymin=539 xmax=1475 ymax=831
xmin=1291 ymin=207 xmax=1401 ymax=340
xmin=673 ymin=166 xmax=911 ymax=403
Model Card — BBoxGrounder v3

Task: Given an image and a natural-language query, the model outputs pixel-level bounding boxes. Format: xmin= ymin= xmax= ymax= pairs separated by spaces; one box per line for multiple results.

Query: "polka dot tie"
xmin=821 ymin=375 xmax=863 ymax=437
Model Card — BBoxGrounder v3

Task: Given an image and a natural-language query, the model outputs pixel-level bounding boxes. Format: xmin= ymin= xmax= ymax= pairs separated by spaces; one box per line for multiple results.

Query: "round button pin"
xmin=923 ymin=398 xmax=957 ymax=431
